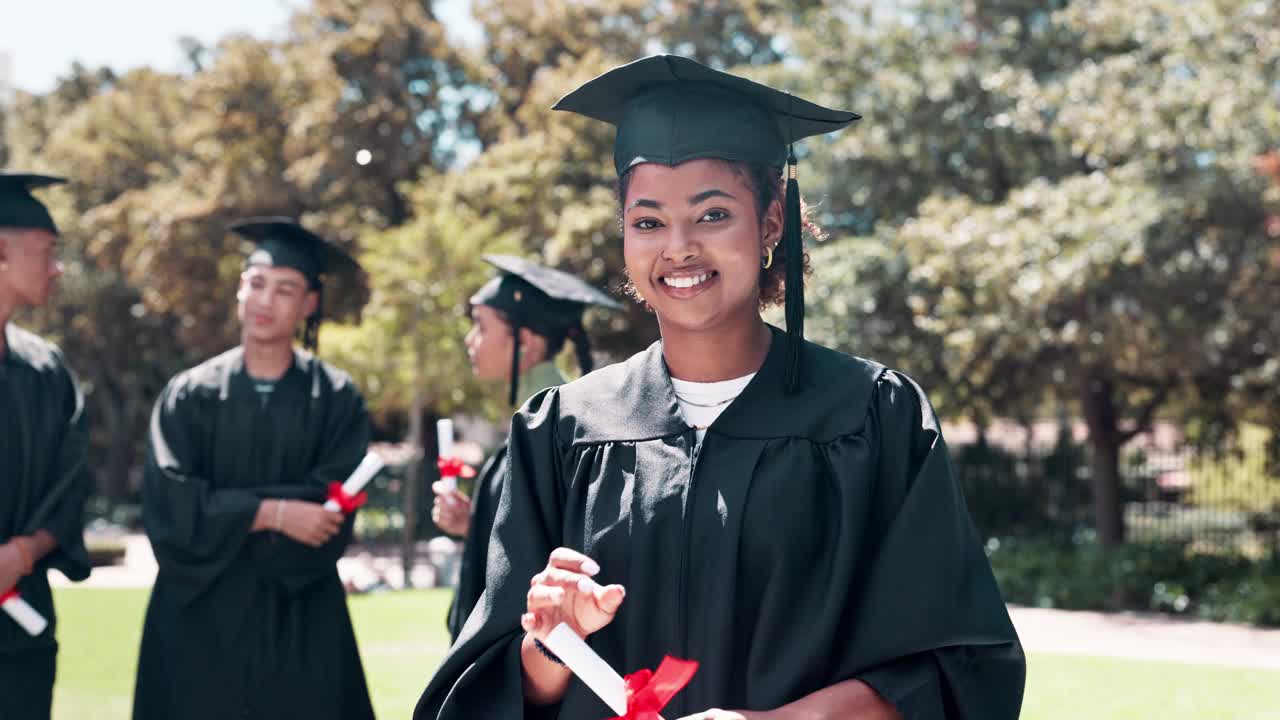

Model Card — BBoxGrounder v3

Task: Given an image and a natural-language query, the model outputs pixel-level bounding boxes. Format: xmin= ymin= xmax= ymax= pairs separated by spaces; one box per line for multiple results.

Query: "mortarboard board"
xmin=471 ymin=254 xmax=621 ymax=405
xmin=229 ymin=217 xmax=362 ymax=351
xmin=553 ymin=54 xmax=860 ymax=392
xmin=0 ymin=173 xmax=67 ymax=234
xmin=229 ymin=217 xmax=360 ymax=288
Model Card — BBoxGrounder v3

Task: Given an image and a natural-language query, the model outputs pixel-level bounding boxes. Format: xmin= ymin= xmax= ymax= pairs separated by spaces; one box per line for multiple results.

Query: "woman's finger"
xmin=548 ymin=547 xmax=600 ymax=576
xmin=593 ymin=583 xmax=626 ymax=614
xmin=526 ymin=585 xmax=567 ymax=610
xmin=520 ymin=612 xmax=539 ymax=634
xmin=531 ymin=567 xmax=591 ymax=590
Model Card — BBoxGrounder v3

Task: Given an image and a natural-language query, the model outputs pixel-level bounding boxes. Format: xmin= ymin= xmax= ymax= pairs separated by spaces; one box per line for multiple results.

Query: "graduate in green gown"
xmin=0 ymin=173 xmax=91 ymax=720
xmin=132 ymin=218 xmax=376 ymax=720
xmin=415 ymin=56 xmax=1025 ymax=720
xmin=434 ymin=255 xmax=621 ymax=643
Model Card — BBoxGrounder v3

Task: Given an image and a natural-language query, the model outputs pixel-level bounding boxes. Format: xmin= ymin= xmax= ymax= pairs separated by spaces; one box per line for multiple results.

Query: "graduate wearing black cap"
xmin=0 ymin=173 xmax=91 ymax=720
xmin=133 ymin=218 xmax=375 ymax=720
xmin=415 ymin=56 xmax=1024 ymax=720
xmin=434 ymin=255 xmax=621 ymax=643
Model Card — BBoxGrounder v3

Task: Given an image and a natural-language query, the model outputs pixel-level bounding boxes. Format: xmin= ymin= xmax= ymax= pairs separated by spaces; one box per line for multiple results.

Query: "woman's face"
xmin=622 ymin=159 xmax=781 ymax=335
xmin=465 ymin=304 xmax=516 ymax=380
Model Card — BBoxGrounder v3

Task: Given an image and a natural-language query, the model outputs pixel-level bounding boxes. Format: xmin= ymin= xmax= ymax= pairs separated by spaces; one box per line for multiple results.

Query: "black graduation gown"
xmin=132 ymin=347 xmax=375 ymax=720
xmin=447 ymin=363 xmax=567 ymax=643
xmin=415 ymin=326 xmax=1025 ymax=720
xmin=0 ymin=325 xmax=91 ymax=720
xmin=446 ymin=446 xmax=507 ymax=642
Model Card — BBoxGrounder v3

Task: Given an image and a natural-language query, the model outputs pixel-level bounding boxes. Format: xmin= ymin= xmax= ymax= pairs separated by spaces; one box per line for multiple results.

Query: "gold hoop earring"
xmin=761 ymin=245 xmax=774 ymax=270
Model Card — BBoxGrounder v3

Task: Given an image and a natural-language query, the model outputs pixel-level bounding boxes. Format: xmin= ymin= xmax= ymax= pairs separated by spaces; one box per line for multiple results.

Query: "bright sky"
xmin=0 ymin=0 xmax=480 ymax=94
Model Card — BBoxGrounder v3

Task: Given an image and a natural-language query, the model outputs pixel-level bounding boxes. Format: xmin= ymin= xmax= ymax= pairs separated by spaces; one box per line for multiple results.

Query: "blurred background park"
xmin=3 ymin=0 xmax=1280 ymax=717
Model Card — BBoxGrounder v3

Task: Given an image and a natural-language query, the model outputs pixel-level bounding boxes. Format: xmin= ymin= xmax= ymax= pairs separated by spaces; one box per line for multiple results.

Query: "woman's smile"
xmin=658 ymin=269 xmax=720 ymax=297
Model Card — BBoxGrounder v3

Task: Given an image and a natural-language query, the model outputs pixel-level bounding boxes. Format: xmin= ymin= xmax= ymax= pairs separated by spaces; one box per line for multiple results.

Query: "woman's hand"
xmin=519 ymin=548 xmax=626 ymax=706
xmin=430 ymin=481 xmax=472 ymax=537
xmin=521 ymin=547 xmax=625 ymax=640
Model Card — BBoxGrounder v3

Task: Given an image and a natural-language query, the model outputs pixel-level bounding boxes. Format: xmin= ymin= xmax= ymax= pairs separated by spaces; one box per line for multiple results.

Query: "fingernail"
xmin=581 ymin=559 xmax=600 ymax=575
xmin=577 ymin=577 xmax=593 ymax=594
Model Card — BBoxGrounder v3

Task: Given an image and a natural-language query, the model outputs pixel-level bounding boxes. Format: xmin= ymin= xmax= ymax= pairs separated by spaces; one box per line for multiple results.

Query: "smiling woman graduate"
xmin=414 ymin=56 xmax=1025 ymax=720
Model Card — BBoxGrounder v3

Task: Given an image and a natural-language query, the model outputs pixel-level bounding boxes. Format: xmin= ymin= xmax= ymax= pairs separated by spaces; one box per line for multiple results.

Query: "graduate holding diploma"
xmin=0 ymin=172 xmax=92 ymax=720
xmin=132 ymin=218 xmax=375 ymax=720
xmin=415 ymin=56 xmax=1025 ymax=720
xmin=435 ymin=255 xmax=620 ymax=643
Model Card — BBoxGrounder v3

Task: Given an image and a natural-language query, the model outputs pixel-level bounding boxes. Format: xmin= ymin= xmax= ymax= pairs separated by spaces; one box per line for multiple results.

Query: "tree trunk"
xmin=94 ymin=382 xmax=132 ymax=501
xmin=402 ymin=393 xmax=425 ymax=587
xmin=103 ymin=422 xmax=133 ymax=501
xmin=1082 ymin=374 xmax=1126 ymax=546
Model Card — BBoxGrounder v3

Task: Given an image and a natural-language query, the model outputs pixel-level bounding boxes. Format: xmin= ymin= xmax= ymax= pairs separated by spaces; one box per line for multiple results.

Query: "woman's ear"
xmin=762 ymin=197 xmax=784 ymax=249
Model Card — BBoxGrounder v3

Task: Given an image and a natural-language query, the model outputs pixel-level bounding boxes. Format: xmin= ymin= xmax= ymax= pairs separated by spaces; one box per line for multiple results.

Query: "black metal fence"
xmin=951 ymin=421 xmax=1280 ymax=558
xmin=349 ymin=422 xmax=1280 ymax=558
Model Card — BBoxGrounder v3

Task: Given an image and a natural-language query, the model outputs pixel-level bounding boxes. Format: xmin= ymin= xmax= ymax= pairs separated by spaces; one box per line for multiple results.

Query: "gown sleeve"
xmin=141 ymin=378 xmax=265 ymax=603
xmin=414 ymin=388 xmax=565 ymax=720
xmin=253 ymin=383 xmax=371 ymax=593
xmin=836 ymin=371 xmax=1025 ymax=719
xmin=447 ymin=447 xmax=508 ymax=642
xmin=22 ymin=358 xmax=92 ymax=581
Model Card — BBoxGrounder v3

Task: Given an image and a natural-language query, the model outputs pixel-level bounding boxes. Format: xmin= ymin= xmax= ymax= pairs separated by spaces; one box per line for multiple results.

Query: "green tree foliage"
xmin=327 ymin=0 xmax=790 ymax=424
xmin=799 ymin=0 xmax=1280 ymax=544
xmin=7 ymin=0 xmax=1277 ymax=551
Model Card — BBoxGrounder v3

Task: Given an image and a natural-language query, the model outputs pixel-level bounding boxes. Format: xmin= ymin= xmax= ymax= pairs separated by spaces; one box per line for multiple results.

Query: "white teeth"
xmin=663 ymin=273 xmax=712 ymax=289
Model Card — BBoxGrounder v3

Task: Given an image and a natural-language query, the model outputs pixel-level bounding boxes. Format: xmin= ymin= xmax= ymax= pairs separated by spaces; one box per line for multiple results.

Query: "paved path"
xmin=55 ymin=535 xmax=1280 ymax=670
xmin=1008 ymin=606 xmax=1280 ymax=670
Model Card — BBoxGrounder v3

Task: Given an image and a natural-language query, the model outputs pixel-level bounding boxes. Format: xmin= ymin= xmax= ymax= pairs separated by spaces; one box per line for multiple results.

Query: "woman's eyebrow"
xmin=688 ymin=188 xmax=736 ymax=205
xmin=626 ymin=198 xmax=662 ymax=212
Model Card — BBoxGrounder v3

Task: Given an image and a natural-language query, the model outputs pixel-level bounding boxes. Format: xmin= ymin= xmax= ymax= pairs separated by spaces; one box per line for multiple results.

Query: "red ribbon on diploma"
xmin=325 ymin=482 xmax=368 ymax=514
xmin=0 ymin=589 xmax=16 ymax=604
xmin=437 ymin=456 xmax=476 ymax=480
xmin=608 ymin=656 xmax=699 ymax=720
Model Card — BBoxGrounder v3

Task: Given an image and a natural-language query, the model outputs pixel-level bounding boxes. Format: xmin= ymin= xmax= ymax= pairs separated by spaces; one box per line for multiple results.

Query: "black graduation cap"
xmin=553 ymin=54 xmax=860 ymax=391
xmin=0 ymin=173 xmax=67 ymax=234
xmin=471 ymin=254 xmax=621 ymax=405
xmin=229 ymin=217 xmax=362 ymax=351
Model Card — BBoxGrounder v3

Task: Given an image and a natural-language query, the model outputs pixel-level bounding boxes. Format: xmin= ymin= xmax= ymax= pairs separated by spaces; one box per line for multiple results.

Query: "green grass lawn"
xmin=50 ymin=587 xmax=1280 ymax=719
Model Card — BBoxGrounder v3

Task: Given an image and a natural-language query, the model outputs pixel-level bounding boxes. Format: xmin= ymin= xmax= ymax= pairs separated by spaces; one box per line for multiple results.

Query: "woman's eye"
xmin=632 ymin=218 xmax=663 ymax=230
xmin=699 ymin=209 xmax=729 ymax=223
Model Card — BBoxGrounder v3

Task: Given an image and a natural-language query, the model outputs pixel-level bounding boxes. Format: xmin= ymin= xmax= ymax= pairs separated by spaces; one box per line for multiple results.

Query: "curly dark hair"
xmin=617 ymin=159 xmax=822 ymax=310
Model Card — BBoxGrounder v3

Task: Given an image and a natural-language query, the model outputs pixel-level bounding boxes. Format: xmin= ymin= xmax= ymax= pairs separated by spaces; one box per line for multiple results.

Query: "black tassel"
xmin=303 ymin=285 xmax=324 ymax=352
xmin=569 ymin=325 xmax=594 ymax=374
xmin=508 ymin=323 xmax=523 ymax=407
xmin=783 ymin=148 xmax=804 ymax=394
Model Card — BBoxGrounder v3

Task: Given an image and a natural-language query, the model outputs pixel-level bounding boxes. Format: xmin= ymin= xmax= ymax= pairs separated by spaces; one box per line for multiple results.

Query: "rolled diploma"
xmin=323 ymin=451 xmax=385 ymax=512
xmin=543 ymin=622 xmax=628 ymax=716
xmin=437 ymin=418 xmax=457 ymax=491
xmin=2 ymin=592 xmax=48 ymax=636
